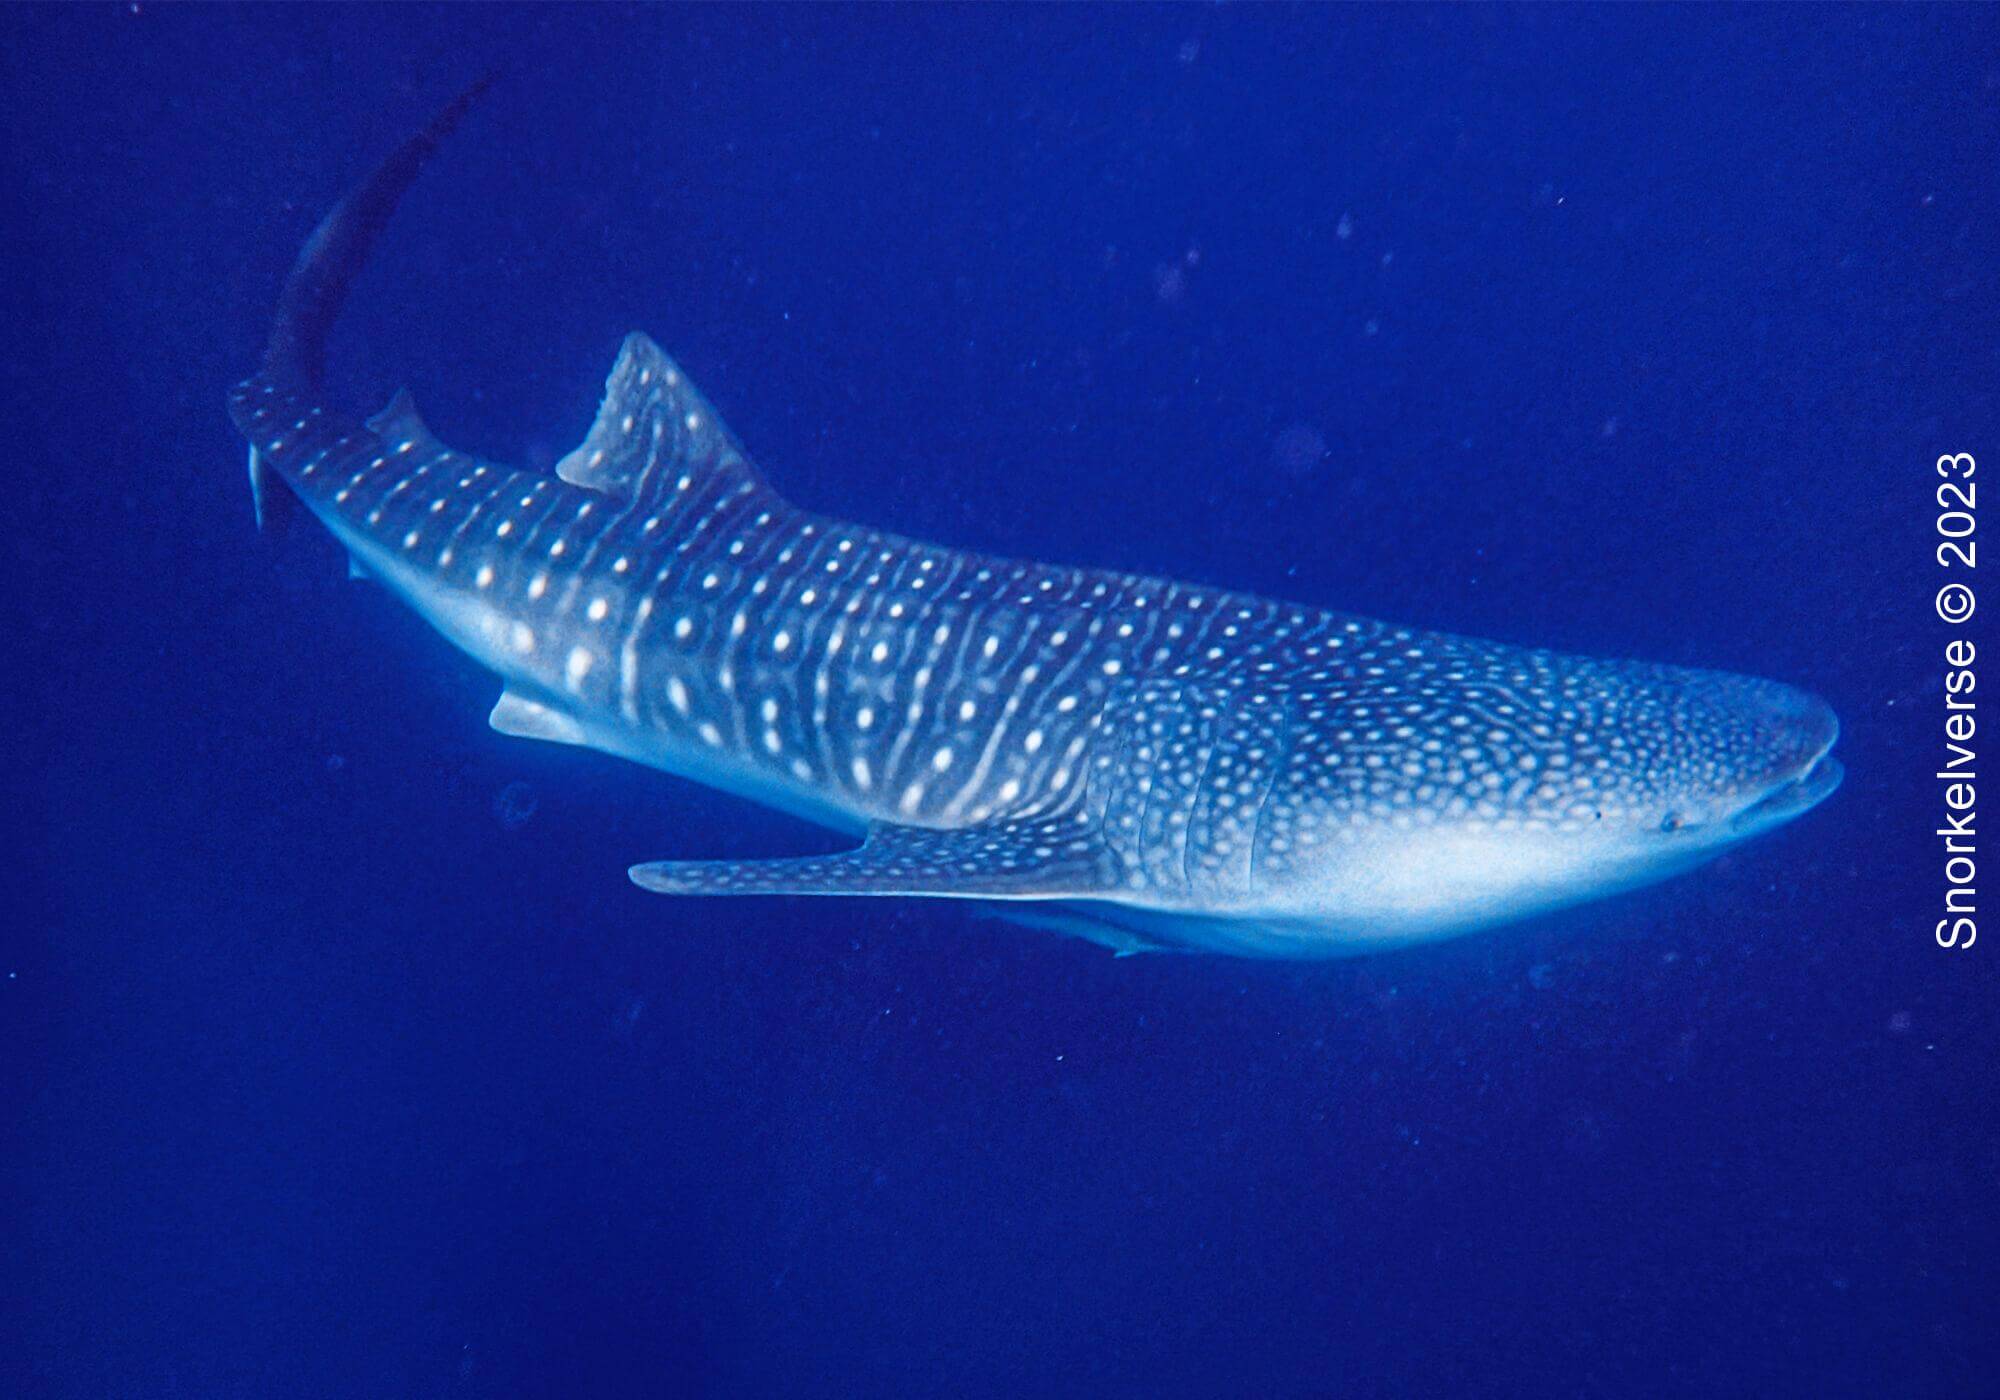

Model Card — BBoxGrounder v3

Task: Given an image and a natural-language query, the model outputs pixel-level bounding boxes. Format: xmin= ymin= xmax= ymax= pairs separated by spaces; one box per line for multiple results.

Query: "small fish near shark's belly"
xmin=232 ymin=79 xmax=1842 ymax=959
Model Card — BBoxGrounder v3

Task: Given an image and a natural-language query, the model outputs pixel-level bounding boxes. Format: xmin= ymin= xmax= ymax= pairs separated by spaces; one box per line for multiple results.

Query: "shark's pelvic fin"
xmin=556 ymin=333 xmax=770 ymax=504
xmin=490 ymin=690 xmax=587 ymax=746
xmin=629 ymin=814 xmax=1125 ymax=900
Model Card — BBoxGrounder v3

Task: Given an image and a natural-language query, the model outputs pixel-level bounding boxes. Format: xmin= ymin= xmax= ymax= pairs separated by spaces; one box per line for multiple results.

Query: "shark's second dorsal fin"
xmin=365 ymin=386 xmax=445 ymax=458
xmin=628 ymin=813 xmax=1126 ymax=902
xmin=556 ymin=333 xmax=769 ymax=504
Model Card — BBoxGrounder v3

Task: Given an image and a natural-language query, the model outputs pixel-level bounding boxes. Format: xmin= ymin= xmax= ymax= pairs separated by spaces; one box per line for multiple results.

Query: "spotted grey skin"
xmin=231 ymin=85 xmax=1841 ymax=958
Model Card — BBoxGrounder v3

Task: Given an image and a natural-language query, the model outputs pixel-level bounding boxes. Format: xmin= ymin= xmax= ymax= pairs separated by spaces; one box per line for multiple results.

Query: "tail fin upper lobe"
xmin=260 ymin=72 xmax=496 ymax=394
xmin=243 ymin=74 xmax=495 ymax=531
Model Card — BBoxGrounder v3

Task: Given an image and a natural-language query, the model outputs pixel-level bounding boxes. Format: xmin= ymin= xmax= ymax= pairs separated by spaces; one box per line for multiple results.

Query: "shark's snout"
xmin=1724 ymin=683 xmax=1842 ymax=830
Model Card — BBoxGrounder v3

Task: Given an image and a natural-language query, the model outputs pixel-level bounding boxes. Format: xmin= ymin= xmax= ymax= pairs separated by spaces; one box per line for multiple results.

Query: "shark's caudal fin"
xmin=245 ymin=74 xmax=495 ymax=531
xmin=261 ymin=73 xmax=496 ymax=393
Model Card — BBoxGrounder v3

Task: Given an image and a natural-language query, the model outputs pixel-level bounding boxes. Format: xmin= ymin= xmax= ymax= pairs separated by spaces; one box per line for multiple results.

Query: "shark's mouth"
xmin=1730 ymin=752 xmax=1844 ymax=831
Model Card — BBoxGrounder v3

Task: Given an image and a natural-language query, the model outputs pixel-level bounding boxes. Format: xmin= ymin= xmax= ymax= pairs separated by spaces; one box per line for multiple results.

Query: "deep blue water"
xmin=8 ymin=6 xmax=1997 ymax=1396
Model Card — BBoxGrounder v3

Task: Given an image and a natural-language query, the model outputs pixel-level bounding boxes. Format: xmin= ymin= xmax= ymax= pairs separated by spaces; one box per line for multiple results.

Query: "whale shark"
xmin=231 ymin=83 xmax=1841 ymax=957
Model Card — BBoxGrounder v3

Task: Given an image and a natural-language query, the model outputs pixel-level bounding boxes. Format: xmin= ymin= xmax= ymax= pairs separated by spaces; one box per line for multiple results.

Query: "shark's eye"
xmin=1660 ymin=812 xmax=1687 ymax=833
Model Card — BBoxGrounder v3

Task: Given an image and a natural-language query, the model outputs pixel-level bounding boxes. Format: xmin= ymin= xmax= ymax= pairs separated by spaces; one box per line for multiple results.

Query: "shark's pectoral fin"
xmin=969 ymin=902 xmax=1179 ymax=956
xmin=489 ymin=690 xmax=587 ymax=746
xmin=629 ymin=813 xmax=1125 ymax=901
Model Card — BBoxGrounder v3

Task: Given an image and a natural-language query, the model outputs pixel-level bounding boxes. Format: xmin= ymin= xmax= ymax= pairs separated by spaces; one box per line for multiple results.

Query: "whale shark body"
xmin=231 ymin=86 xmax=1841 ymax=957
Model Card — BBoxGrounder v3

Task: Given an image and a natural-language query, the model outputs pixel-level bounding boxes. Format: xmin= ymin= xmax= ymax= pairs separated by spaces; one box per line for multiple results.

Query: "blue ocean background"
xmin=8 ymin=6 xmax=1996 ymax=1396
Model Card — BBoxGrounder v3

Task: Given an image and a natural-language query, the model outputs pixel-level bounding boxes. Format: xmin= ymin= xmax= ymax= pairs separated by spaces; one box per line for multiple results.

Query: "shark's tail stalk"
xmin=261 ymin=71 xmax=496 ymax=393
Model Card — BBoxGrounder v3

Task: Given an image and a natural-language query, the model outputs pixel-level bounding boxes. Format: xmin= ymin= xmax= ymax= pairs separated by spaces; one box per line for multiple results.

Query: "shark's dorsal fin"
xmin=365 ymin=386 xmax=445 ymax=458
xmin=556 ymin=333 xmax=769 ymax=503
xmin=629 ymin=813 xmax=1126 ymax=901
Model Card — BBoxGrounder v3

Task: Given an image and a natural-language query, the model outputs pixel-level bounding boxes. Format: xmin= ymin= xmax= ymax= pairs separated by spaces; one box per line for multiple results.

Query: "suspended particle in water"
xmin=1561 ymin=1108 xmax=1606 ymax=1159
xmin=494 ymin=780 xmax=539 ymax=830
xmin=1271 ymin=424 xmax=1328 ymax=478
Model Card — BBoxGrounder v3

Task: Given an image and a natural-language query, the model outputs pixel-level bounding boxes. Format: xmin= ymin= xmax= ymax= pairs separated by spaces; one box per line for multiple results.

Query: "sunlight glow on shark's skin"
xmin=230 ymin=84 xmax=1841 ymax=958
